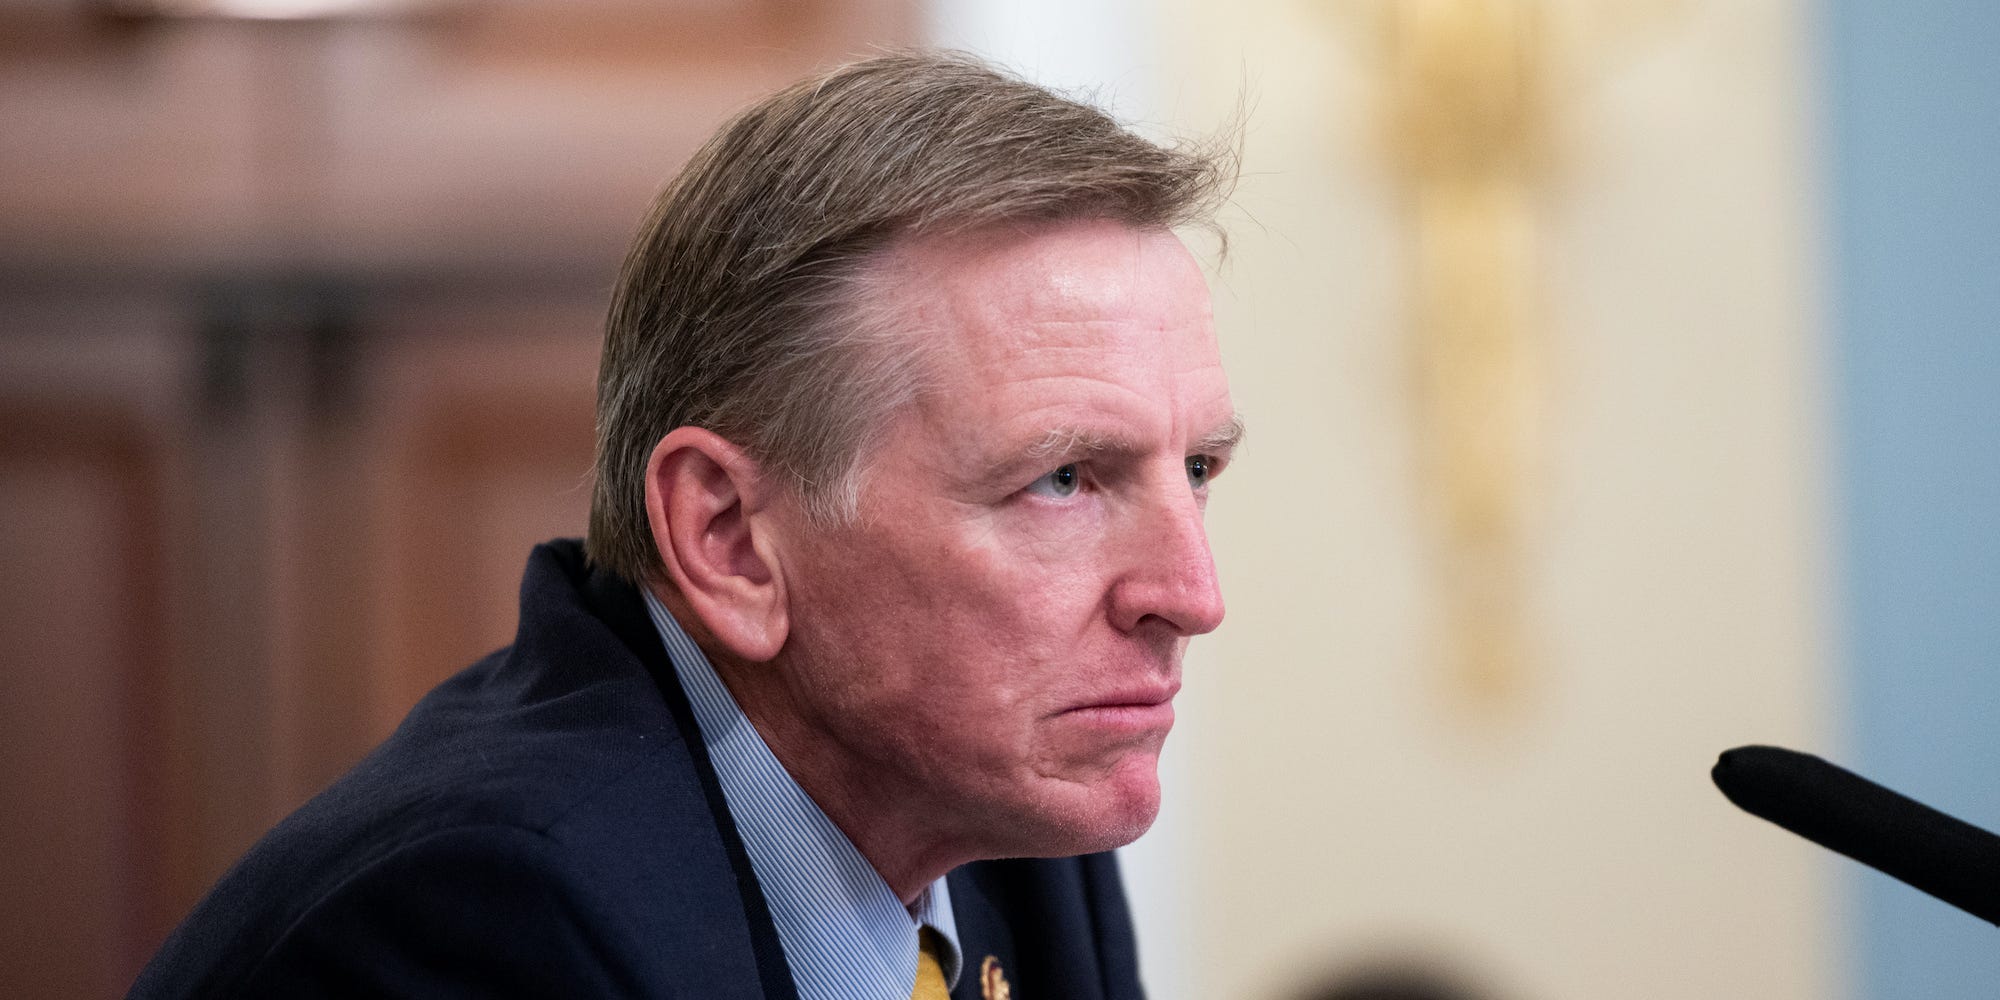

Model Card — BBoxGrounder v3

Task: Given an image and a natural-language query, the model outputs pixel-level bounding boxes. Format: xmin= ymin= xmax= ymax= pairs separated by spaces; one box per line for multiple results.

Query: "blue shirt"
xmin=642 ymin=589 xmax=962 ymax=999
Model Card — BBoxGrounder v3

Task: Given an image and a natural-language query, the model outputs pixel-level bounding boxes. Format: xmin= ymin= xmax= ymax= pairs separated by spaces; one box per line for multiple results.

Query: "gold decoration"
xmin=1353 ymin=0 xmax=1684 ymax=711
xmin=1384 ymin=0 xmax=1550 ymax=709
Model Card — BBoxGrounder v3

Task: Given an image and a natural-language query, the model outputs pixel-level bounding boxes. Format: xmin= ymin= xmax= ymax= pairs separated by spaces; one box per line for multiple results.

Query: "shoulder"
xmin=134 ymin=543 xmax=769 ymax=998
xmin=132 ymin=700 xmax=712 ymax=998
xmin=237 ymin=822 xmax=648 ymax=998
xmin=131 ymin=712 xmax=769 ymax=999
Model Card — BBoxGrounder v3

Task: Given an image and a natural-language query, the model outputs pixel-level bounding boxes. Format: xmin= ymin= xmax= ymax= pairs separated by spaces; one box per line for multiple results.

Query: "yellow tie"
xmin=911 ymin=927 xmax=950 ymax=1000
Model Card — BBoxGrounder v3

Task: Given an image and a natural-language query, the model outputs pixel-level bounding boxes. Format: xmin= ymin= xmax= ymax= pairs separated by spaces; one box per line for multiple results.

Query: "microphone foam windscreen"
xmin=1712 ymin=744 xmax=2000 ymax=926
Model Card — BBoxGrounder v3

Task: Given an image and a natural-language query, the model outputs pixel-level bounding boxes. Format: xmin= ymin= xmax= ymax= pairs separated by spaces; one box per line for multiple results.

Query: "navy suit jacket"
xmin=132 ymin=541 xmax=1146 ymax=999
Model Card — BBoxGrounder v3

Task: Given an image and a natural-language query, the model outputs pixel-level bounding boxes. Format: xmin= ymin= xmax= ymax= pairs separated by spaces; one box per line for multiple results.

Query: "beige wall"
xmin=1150 ymin=1 xmax=1836 ymax=997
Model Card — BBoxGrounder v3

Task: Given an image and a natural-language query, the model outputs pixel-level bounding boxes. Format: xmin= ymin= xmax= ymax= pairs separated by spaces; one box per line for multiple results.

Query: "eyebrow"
xmin=1021 ymin=412 xmax=1247 ymax=463
xmin=1023 ymin=426 xmax=1137 ymax=461
xmin=1194 ymin=414 xmax=1247 ymax=456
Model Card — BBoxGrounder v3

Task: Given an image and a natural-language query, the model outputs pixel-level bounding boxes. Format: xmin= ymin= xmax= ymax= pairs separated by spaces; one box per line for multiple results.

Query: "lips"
xmin=1069 ymin=679 xmax=1181 ymax=713
xmin=1061 ymin=680 xmax=1181 ymax=732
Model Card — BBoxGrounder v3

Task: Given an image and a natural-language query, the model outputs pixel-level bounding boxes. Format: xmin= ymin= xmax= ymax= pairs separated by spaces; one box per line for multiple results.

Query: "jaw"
xmin=992 ymin=743 xmax=1169 ymax=857
xmin=1039 ymin=753 xmax=1166 ymax=855
xmin=844 ymin=736 xmax=1171 ymax=890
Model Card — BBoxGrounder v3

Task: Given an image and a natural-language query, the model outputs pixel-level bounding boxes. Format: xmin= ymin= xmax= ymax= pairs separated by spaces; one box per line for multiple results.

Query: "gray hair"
xmin=586 ymin=50 xmax=1237 ymax=583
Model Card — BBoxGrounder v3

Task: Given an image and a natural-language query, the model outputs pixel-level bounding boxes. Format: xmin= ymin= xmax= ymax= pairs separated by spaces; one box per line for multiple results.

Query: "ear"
xmin=643 ymin=427 xmax=788 ymax=662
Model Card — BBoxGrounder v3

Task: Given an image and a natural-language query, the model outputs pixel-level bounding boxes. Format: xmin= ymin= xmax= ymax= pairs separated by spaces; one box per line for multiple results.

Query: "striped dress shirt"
xmin=642 ymin=589 xmax=963 ymax=999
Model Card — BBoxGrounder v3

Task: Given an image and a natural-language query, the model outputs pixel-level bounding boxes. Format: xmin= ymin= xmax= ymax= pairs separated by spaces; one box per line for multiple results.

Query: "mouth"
xmin=1060 ymin=681 xmax=1181 ymax=731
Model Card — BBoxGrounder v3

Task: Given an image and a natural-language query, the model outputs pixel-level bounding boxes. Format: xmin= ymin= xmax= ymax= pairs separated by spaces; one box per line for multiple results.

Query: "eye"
xmin=1186 ymin=454 xmax=1214 ymax=490
xmin=1025 ymin=463 xmax=1082 ymax=498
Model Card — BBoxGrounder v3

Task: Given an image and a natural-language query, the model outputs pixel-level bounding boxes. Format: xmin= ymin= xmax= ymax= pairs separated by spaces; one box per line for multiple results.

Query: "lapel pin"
xmin=979 ymin=955 xmax=1011 ymax=1000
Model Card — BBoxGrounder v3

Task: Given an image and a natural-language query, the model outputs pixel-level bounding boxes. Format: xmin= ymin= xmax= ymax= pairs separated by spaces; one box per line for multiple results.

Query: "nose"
xmin=1106 ymin=483 xmax=1226 ymax=637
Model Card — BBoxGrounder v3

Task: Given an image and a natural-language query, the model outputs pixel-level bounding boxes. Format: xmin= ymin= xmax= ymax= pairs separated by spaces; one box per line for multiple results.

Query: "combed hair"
xmin=587 ymin=50 xmax=1238 ymax=583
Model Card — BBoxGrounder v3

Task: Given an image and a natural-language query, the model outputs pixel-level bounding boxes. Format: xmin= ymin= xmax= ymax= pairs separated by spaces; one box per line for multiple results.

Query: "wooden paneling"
xmin=359 ymin=304 xmax=601 ymax=740
xmin=0 ymin=0 xmax=916 ymax=987
xmin=0 ymin=402 xmax=180 ymax=998
xmin=247 ymin=294 xmax=604 ymax=807
xmin=0 ymin=0 xmax=917 ymax=276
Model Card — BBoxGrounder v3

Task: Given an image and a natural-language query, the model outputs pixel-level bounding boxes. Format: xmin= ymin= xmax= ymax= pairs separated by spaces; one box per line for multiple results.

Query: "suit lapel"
xmin=946 ymin=866 xmax=1019 ymax=1000
xmin=576 ymin=555 xmax=800 ymax=1000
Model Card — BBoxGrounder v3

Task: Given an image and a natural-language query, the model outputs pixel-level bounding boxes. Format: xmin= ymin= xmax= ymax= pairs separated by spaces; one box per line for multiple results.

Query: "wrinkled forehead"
xmin=875 ymin=219 xmax=1217 ymax=369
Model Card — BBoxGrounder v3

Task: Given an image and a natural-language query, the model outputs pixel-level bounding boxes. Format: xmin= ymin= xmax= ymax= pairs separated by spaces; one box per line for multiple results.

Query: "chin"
xmin=1019 ymin=755 xmax=1164 ymax=857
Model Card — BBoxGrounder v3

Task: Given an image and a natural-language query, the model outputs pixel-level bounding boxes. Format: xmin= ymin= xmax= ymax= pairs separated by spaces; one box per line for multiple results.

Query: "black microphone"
xmin=1711 ymin=745 xmax=2000 ymax=926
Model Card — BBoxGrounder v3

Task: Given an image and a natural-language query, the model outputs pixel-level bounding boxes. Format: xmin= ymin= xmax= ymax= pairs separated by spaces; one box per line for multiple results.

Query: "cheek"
xmin=788 ymin=512 xmax=1114 ymax=705
xmin=965 ymin=500 xmax=1116 ymax=590
xmin=945 ymin=534 xmax=1108 ymax=652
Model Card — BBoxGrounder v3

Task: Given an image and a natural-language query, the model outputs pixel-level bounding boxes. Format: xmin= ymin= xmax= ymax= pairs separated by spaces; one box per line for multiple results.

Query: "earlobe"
xmin=643 ymin=428 xmax=789 ymax=662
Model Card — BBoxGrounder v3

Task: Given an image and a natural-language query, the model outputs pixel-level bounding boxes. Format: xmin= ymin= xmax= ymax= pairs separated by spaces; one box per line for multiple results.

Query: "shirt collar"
xmin=642 ymin=587 xmax=962 ymax=998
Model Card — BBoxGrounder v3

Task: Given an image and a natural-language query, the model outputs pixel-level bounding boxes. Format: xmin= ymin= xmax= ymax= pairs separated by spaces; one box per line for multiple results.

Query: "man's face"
xmin=771 ymin=219 xmax=1236 ymax=861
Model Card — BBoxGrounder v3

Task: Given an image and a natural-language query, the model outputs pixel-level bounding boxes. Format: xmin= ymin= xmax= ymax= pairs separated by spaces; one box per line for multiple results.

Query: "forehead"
xmin=878 ymin=220 xmax=1224 ymax=402
xmin=905 ymin=222 xmax=1205 ymax=336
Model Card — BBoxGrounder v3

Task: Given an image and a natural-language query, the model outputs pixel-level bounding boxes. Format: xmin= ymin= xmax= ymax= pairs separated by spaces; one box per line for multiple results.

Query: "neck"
xmin=713 ymin=651 xmax=966 ymax=905
xmin=648 ymin=585 xmax=962 ymax=904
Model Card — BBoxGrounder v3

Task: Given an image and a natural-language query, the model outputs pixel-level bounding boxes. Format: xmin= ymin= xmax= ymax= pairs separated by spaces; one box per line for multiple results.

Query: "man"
xmin=133 ymin=52 xmax=1240 ymax=999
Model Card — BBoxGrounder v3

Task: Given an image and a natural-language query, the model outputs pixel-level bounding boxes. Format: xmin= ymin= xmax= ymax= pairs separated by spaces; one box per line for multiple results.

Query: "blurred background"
xmin=2 ymin=0 xmax=1996 ymax=997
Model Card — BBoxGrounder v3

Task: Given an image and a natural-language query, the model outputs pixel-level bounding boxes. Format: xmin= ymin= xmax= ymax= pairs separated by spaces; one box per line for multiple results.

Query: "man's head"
xmin=587 ymin=52 xmax=1239 ymax=890
xmin=588 ymin=51 xmax=1233 ymax=579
